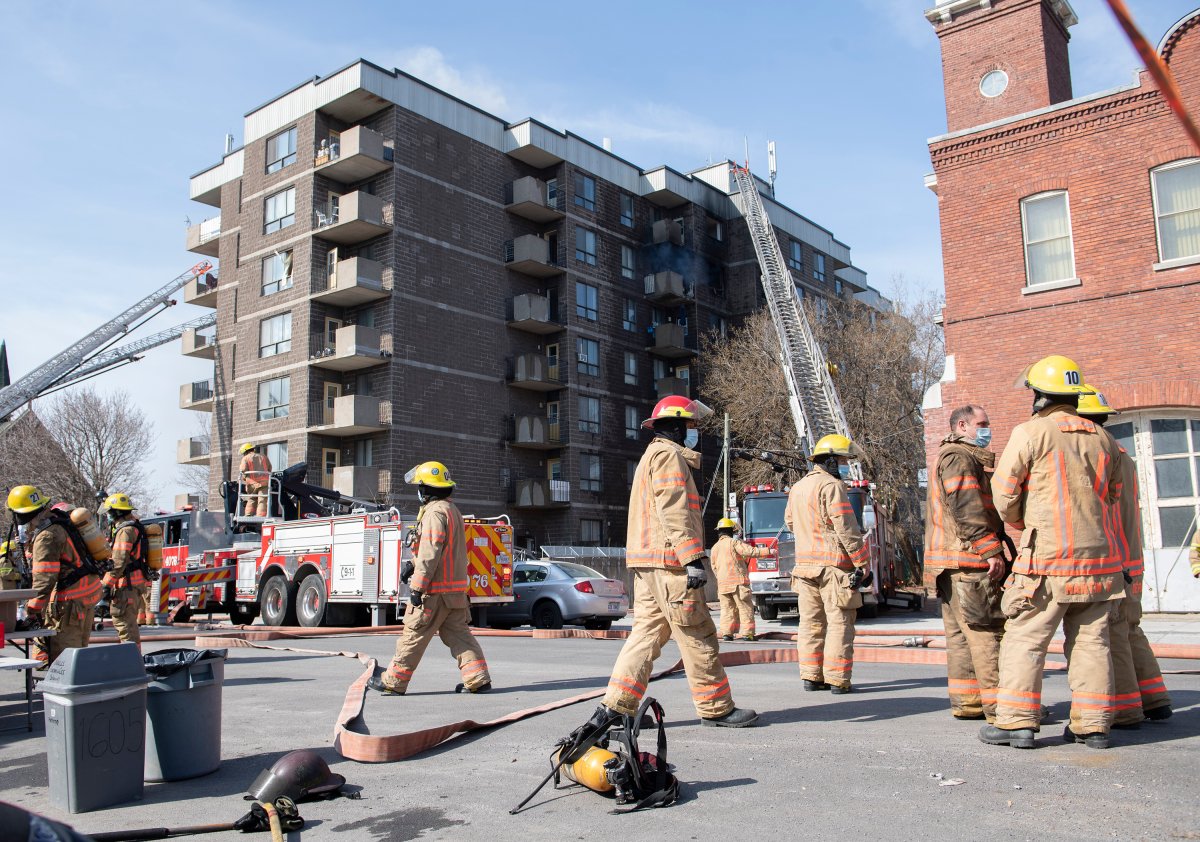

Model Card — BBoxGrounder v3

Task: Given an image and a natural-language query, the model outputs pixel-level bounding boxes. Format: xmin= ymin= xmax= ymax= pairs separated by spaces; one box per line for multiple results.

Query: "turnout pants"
xmin=995 ymin=575 xmax=1114 ymax=734
xmin=383 ymin=593 xmax=490 ymax=693
xmin=604 ymin=567 xmax=734 ymax=719
xmin=1109 ymin=577 xmax=1170 ymax=724
xmin=110 ymin=586 xmax=145 ymax=647
xmin=937 ymin=569 xmax=1004 ymax=721
xmin=44 ymin=600 xmax=95 ymax=667
xmin=242 ymin=484 xmax=268 ymax=517
xmin=718 ymin=585 xmax=756 ymax=638
xmin=794 ymin=565 xmax=861 ymax=689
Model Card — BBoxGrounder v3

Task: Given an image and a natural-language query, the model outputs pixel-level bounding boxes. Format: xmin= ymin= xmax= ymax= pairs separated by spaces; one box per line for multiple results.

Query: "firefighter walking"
xmin=238 ymin=443 xmax=272 ymax=518
xmin=1076 ymin=387 xmax=1172 ymax=725
xmin=924 ymin=404 xmax=1007 ymax=722
xmin=102 ymin=493 xmax=149 ymax=648
xmin=8 ymin=485 xmax=101 ymax=666
xmin=369 ymin=461 xmax=492 ymax=695
xmin=711 ymin=518 xmax=770 ymax=641
xmin=980 ymin=356 xmax=1124 ymax=750
xmin=786 ymin=434 xmax=870 ymax=694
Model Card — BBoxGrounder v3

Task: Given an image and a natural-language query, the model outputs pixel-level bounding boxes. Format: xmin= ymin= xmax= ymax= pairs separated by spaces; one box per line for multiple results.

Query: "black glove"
xmin=847 ymin=567 xmax=872 ymax=589
xmin=686 ymin=560 xmax=708 ymax=590
xmin=1123 ymin=570 xmax=1133 ymax=585
xmin=409 ymin=589 xmax=424 ymax=607
xmin=400 ymin=560 xmax=415 ymax=584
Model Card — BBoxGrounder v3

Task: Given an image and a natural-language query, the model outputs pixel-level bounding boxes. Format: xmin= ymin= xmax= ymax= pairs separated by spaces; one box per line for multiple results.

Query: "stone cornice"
xmin=924 ymin=0 xmax=1077 ymax=28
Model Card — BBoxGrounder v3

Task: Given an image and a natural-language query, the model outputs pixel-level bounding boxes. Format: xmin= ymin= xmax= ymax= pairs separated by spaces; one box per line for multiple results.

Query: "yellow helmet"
xmin=812 ymin=434 xmax=864 ymax=459
xmin=0 ymin=539 xmax=13 ymax=556
xmin=404 ymin=461 xmax=455 ymax=489
xmin=7 ymin=485 xmax=49 ymax=515
xmin=1077 ymin=385 xmax=1119 ymax=417
xmin=103 ymin=492 xmax=135 ymax=513
xmin=717 ymin=518 xmax=738 ymax=531
xmin=557 ymin=745 xmax=616 ymax=793
xmin=1019 ymin=355 xmax=1093 ymax=396
xmin=240 ymin=443 xmax=256 ymax=454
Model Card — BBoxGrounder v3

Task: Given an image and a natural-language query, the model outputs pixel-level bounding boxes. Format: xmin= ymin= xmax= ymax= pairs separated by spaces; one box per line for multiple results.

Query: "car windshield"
xmin=552 ymin=561 xmax=604 ymax=579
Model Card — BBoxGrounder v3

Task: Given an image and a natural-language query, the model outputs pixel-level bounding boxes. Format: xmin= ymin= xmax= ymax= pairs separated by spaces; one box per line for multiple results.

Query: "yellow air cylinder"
xmin=70 ymin=508 xmax=111 ymax=563
xmin=553 ymin=746 xmax=616 ymax=793
xmin=145 ymin=523 xmax=164 ymax=570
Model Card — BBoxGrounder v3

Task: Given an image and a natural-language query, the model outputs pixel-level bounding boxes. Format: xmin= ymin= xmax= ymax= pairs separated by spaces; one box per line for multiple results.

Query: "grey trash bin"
xmin=143 ymin=649 xmax=227 ymax=782
xmin=41 ymin=643 xmax=149 ymax=813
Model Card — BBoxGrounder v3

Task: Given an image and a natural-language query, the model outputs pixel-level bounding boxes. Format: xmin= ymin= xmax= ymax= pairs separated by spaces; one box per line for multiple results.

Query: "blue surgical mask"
xmin=684 ymin=429 xmax=699 ymax=449
xmin=974 ymin=427 xmax=992 ymax=449
xmin=838 ymin=463 xmax=851 ymax=479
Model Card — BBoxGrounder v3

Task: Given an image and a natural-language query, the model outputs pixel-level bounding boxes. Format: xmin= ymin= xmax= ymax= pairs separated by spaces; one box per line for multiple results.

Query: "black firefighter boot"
xmin=1063 ymin=726 xmax=1110 ymax=750
xmin=702 ymin=707 xmax=759 ymax=728
xmin=978 ymin=724 xmax=1036 ymax=749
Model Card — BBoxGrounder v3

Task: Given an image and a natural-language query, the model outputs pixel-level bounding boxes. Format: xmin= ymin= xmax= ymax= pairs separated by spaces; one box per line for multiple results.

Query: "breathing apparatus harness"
xmin=33 ymin=508 xmax=107 ymax=592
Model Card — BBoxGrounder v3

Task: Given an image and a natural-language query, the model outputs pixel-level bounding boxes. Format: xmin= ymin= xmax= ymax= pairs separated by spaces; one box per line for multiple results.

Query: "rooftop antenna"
xmin=768 ymin=140 xmax=778 ymax=198
xmin=224 ymin=133 xmax=235 ymax=155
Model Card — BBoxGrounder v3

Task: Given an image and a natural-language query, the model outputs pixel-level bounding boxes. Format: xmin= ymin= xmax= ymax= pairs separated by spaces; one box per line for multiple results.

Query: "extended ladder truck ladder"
xmin=729 ymin=164 xmax=850 ymax=456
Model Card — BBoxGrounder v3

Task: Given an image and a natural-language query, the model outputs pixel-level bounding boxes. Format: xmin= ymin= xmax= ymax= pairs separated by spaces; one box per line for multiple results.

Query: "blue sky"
xmin=1 ymin=0 xmax=1195 ymax=510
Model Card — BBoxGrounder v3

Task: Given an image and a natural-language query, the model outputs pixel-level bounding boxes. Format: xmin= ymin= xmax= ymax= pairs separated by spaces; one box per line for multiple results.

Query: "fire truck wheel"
xmin=230 ymin=601 xmax=259 ymax=625
xmin=857 ymin=602 xmax=879 ymax=620
xmin=531 ymin=600 xmax=564 ymax=630
xmin=260 ymin=575 xmax=298 ymax=627
xmin=758 ymin=602 xmax=779 ymax=621
xmin=296 ymin=573 xmax=328 ymax=628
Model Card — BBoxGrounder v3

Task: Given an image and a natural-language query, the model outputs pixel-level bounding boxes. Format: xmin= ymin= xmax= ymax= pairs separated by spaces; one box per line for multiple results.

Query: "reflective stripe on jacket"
xmin=991 ymin=406 xmax=1123 ymax=579
xmin=26 ymin=520 xmax=101 ymax=612
xmin=110 ymin=520 xmax=148 ymax=588
xmin=409 ymin=498 xmax=469 ymax=594
xmin=710 ymin=534 xmax=770 ymax=593
xmin=1113 ymin=447 xmax=1144 ymax=583
xmin=625 ymin=437 xmax=705 ymax=569
xmin=239 ymin=453 xmax=271 ymax=485
xmin=784 ymin=468 xmax=867 ymax=570
xmin=924 ymin=433 xmax=1004 ymax=572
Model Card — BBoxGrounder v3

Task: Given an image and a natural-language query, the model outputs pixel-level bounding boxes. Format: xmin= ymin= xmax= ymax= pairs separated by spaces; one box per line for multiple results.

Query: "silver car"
xmin=488 ymin=561 xmax=629 ymax=630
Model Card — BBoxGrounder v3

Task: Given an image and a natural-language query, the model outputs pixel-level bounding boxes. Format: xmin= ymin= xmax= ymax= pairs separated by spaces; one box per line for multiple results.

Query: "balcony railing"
xmin=504 ymin=176 xmax=565 ymax=223
xmin=332 ymin=465 xmax=385 ymax=499
xmin=650 ymin=219 xmax=683 ymax=246
xmin=176 ymin=437 xmax=210 ymax=466
xmin=504 ymin=234 xmax=561 ymax=278
xmin=505 ymin=293 xmax=563 ymax=335
xmin=179 ymin=380 xmax=214 ymax=412
xmin=509 ymin=478 xmax=571 ymax=509
xmin=181 ymin=327 xmax=217 ymax=359
xmin=308 ymin=325 xmax=388 ymax=372
xmin=183 ymin=272 xmax=219 ymax=307
xmin=312 ymin=191 xmax=390 ymax=245
xmin=307 ymin=394 xmax=390 ymax=436
xmin=314 ymin=126 xmax=393 ymax=182
xmin=506 ymin=354 xmax=566 ymax=392
xmin=185 ymin=216 xmax=221 ymax=257
xmin=655 ymin=377 xmax=690 ymax=400
xmin=507 ymin=415 xmax=568 ymax=450
xmin=647 ymin=323 xmax=695 ymax=360
xmin=311 ymin=257 xmax=388 ymax=307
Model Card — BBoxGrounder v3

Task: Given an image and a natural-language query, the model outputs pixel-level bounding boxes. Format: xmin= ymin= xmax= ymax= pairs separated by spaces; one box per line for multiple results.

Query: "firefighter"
xmin=238 ymin=443 xmax=272 ymax=517
xmin=578 ymin=396 xmax=758 ymax=734
xmin=7 ymin=485 xmax=102 ymax=666
xmin=0 ymin=539 xmax=23 ymax=590
xmin=711 ymin=517 xmax=770 ymax=641
xmin=924 ymin=404 xmax=1007 ymax=722
xmin=980 ymin=355 xmax=1124 ymax=750
xmin=1193 ymin=543 xmax=1200 ymax=578
xmin=101 ymin=492 xmax=149 ymax=648
xmin=368 ymin=461 xmax=492 ymax=695
xmin=1076 ymin=387 xmax=1172 ymax=724
xmin=785 ymin=434 xmax=870 ymax=694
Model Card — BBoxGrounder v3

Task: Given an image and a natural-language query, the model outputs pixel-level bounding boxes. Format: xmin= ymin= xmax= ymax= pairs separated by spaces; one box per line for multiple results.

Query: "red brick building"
xmin=923 ymin=0 xmax=1200 ymax=610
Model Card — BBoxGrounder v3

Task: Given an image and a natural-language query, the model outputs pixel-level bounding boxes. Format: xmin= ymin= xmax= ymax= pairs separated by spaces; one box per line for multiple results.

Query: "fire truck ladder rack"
xmin=728 ymin=165 xmax=849 ymax=455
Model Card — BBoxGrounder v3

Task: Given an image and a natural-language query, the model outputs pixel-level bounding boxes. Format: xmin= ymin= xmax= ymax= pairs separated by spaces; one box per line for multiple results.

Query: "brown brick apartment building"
xmin=179 ymin=60 xmax=878 ymax=552
xmin=922 ymin=0 xmax=1200 ymax=610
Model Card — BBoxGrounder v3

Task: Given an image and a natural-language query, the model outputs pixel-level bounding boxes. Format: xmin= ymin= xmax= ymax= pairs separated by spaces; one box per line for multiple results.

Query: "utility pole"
xmin=723 ymin=413 xmax=732 ymax=521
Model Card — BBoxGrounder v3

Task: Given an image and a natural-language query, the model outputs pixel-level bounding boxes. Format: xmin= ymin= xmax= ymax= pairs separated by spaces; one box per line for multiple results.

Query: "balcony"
xmin=308 ymin=394 xmax=389 ymax=436
xmin=504 ymin=234 xmax=561 ymax=278
xmin=643 ymin=271 xmax=687 ymax=305
xmin=183 ymin=272 xmax=219 ymax=308
xmin=314 ymin=126 xmax=393 ymax=183
xmin=506 ymin=293 xmax=562 ymax=335
xmin=506 ymin=354 xmax=566 ymax=392
xmin=179 ymin=380 xmax=214 ymax=412
xmin=313 ymin=191 xmax=390 ymax=245
xmin=647 ymin=323 xmax=695 ymax=360
xmin=650 ymin=219 xmax=683 ymax=246
xmin=504 ymin=177 xmax=564 ymax=223
xmin=176 ymin=437 xmax=210 ymax=466
xmin=173 ymin=493 xmax=205 ymax=511
xmin=510 ymin=479 xmax=570 ymax=509
xmin=656 ymin=377 xmax=690 ymax=400
xmin=185 ymin=217 xmax=221 ymax=257
xmin=311 ymin=257 xmax=388 ymax=307
xmin=332 ymin=465 xmax=384 ymax=499
xmin=181 ymin=327 xmax=217 ymax=359
xmin=309 ymin=325 xmax=388 ymax=372
xmin=508 ymin=416 xmax=567 ymax=450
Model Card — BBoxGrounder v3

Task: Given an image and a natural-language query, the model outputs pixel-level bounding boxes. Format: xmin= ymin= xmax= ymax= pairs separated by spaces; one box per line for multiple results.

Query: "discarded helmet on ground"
xmin=247 ymin=749 xmax=345 ymax=803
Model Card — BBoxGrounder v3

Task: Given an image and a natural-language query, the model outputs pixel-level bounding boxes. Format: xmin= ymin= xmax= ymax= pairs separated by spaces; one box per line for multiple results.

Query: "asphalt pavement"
xmin=1 ymin=609 xmax=1197 ymax=841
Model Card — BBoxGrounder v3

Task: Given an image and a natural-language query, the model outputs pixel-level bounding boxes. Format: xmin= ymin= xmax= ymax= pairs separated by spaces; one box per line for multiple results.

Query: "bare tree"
xmin=42 ymin=387 xmax=157 ymax=506
xmin=0 ymin=411 xmax=98 ymax=509
xmin=176 ymin=413 xmax=212 ymax=509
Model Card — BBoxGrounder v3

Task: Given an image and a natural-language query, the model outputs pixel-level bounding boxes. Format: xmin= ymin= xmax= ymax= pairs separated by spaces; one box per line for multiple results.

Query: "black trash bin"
xmin=142 ymin=648 xmax=227 ymax=781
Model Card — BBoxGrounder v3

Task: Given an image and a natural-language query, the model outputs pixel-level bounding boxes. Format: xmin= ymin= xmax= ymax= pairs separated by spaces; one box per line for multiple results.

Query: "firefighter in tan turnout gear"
xmin=574 ymin=396 xmax=758 ymax=737
xmin=368 ymin=461 xmax=492 ymax=696
xmin=980 ymin=356 xmax=1124 ymax=751
xmin=238 ymin=442 xmax=272 ymax=518
xmin=785 ymin=434 xmax=869 ymax=694
xmin=1076 ymin=387 xmax=1172 ymax=725
xmin=102 ymin=492 xmax=149 ymax=648
xmin=924 ymin=404 xmax=1007 ymax=722
xmin=711 ymin=517 xmax=770 ymax=641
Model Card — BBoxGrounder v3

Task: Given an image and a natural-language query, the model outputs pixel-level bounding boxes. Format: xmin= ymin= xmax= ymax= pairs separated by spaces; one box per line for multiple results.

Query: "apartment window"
xmin=1152 ymin=159 xmax=1200 ymax=263
xmin=355 ymin=439 xmax=374 ymax=467
xmin=620 ymin=194 xmax=634 ymax=227
xmin=813 ymin=252 xmax=826 ymax=283
xmin=624 ymin=352 xmax=638 ymax=386
xmin=265 ymin=441 xmax=288 ymax=470
xmin=620 ymin=245 xmax=635 ymax=280
xmin=707 ymin=217 xmax=724 ymax=242
xmin=257 ymin=376 xmax=290 ymax=421
xmin=653 ymin=358 xmax=667 ymax=381
xmin=625 ymin=406 xmax=639 ymax=440
xmin=578 ymin=396 xmax=600 ymax=434
xmin=577 ymin=337 xmax=599 ymax=376
xmin=575 ymin=174 xmax=596 ymax=211
xmin=580 ymin=453 xmax=602 ymax=492
xmin=576 ymin=282 xmax=598 ymax=321
xmin=546 ymin=178 xmax=559 ymax=208
xmin=580 ymin=518 xmax=602 ymax=545
xmin=264 ymin=187 xmax=296 ymax=234
xmin=259 ymin=313 xmax=292 ymax=358
xmin=261 ymin=251 xmax=293 ymax=296
xmin=1020 ymin=191 xmax=1076 ymax=286
xmin=622 ymin=298 xmax=637 ymax=332
xmin=575 ymin=226 xmax=597 ymax=265
xmin=788 ymin=240 xmax=803 ymax=271
xmin=266 ymin=127 xmax=297 ymax=173
xmin=835 ymin=276 xmax=844 ymax=296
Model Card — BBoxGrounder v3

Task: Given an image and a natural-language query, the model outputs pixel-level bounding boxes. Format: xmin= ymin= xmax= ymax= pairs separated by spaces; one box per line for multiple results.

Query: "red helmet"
xmin=640 ymin=396 xmax=713 ymax=430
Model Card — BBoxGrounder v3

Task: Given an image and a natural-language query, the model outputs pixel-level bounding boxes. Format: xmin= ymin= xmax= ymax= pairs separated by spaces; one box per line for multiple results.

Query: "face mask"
xmin=974 ymin=427 xmax=992 ymax=449
xmin=838 ymin=463 xmax=851 ymax=479
xmin=684 ymin=429 xmax=699 ymax=449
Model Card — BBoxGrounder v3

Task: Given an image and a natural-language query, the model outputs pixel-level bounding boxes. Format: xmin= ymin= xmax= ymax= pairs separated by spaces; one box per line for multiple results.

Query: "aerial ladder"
xmin=0 ymin=261 xmax=213 ymax=420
